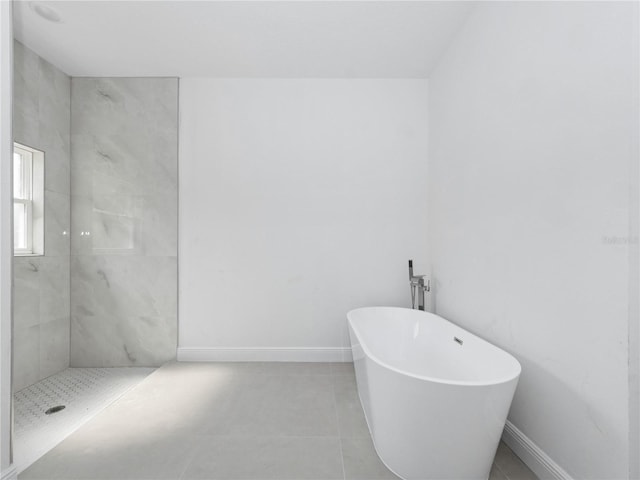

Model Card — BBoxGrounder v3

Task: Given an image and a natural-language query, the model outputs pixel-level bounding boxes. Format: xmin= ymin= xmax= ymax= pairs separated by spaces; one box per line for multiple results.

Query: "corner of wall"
xmin=628 ymin=3 xmax=640 ymax=477
xmin=0 ymin=0 xmax=14 ymax=471
xmin=0 ymin=466 xmax=17 ymax=480
xmin=502 ymin=421 xmax=573 ymax=480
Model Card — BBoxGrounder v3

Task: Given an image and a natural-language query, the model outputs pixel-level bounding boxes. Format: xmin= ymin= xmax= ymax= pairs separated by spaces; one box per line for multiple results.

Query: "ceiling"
xmin=13 ymin=1 xmax=474 ymax=78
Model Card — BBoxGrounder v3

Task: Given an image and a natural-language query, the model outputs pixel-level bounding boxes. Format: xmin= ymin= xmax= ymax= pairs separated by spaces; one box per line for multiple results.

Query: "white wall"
xmin=629 ymin=4 xmax=640 ymax=476
xmin=179 ymin=79 xmax=428 ymax=359
xmin=428 ymin=2 xmax=638 ymax=479
xmin=0 ymin=1 xmax=14 ymax=478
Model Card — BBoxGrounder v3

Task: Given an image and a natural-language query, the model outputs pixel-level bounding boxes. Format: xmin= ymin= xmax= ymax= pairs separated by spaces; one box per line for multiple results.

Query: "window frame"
xmin=13 ymin=142 xmax=44 ymax=256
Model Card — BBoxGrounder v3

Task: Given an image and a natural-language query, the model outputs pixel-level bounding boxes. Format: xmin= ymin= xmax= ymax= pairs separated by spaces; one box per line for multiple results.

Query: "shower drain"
xmin=44 ymin=405 xmax=65 ymax=415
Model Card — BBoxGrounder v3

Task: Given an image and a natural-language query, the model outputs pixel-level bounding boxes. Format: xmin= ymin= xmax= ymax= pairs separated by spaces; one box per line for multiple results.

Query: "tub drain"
xmin=45 ymin=405 xmax=65 ymax=415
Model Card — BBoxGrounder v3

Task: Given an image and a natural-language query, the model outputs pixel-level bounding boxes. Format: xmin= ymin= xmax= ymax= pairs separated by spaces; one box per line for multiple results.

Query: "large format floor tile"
xmin=19 ymin=361 xmax=537 ymax=480
xmin=182 ymin=436 xmax=344 ymax=480
xmin=19 ymin=431 xmax=197 ymax=479
xmin=201 ymin=374 xmax=338 ymax=437
xmin=333 ymin=375 xmax=370 ymax=438
xmin=341 ymin=436 xmax=399 ymax=480
xmin=493 ymin=443 xmax=539 ymax=480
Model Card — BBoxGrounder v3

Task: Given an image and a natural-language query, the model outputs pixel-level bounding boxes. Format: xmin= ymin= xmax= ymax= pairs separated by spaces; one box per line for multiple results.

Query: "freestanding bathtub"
xmin=347 ymin=307 xmax=521 ymax=480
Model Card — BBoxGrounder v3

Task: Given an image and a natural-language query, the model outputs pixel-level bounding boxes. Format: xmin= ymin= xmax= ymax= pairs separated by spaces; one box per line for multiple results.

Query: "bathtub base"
xmin=347 ymin=307 xmax=520 ymax=480
xmin=354 ymin=355 xmax=514 ymax=480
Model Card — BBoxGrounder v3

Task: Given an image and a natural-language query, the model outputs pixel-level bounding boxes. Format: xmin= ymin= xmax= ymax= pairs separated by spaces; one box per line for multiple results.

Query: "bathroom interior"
xmin=0 ymin=0 xmax=638 ymax=479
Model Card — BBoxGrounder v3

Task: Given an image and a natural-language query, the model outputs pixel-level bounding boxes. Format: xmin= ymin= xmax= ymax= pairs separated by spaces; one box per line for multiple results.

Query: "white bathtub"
xmin=347 ymin=307 xmax=521 ymax=480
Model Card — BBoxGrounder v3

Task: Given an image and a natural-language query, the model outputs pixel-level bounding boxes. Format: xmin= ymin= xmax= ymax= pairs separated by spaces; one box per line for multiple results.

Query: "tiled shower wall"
xmin=12 ymin=42 xmax=71 ymax=392
xmin=12 ymin=49 xmax=177 ymax=385
xmin=70 ymin=78 xmax=178 ymax=367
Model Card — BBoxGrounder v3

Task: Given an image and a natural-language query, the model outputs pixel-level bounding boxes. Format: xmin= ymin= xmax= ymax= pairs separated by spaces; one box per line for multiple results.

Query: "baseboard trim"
xmin=1 ymin=465 xmax=17 ymax=480
xmin=177 ymin=347 xmax=353 ymax=363
xmin=502 ymin=420 xmax=573 ymax=480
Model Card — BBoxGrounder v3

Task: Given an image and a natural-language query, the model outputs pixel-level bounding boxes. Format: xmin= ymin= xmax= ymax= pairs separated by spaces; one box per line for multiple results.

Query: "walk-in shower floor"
xmin=13 ymin=367 xmax=155 ymax=473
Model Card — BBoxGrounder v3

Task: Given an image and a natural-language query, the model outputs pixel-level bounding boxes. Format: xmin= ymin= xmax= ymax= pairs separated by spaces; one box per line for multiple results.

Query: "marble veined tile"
xmin=12 ymin=41 xmax=71 ymax=392
xmin=87 ymin=193 xmax=140 ymax=253
xmin=44 ymin=191 xmax=70 ymax=257
xmin=138 ymin=193 xmax=177 ymax=257
xmin=91 ymin=210 xmax=138 ymax=252
xmin=70 ymin=155 xmax=138 ymax=198
xmin=71 ymin=132 xmax=177 ymax=197
xmin=71 ymin=255 xmax=177 ymax=319
xmin=70 ymin=194 xmax=93 ymax=255
xmin=14 ymin=41 xmax=71 ymax=196
xmin=71 ymin=78 xmax=178 ymax=198
xmin=72 ymin=78 xmax=177 ymax=135
xmin=13 ymin=325 xmax=40 ymax=392
xmin=14 ymin=256 xmax=70 ymax=327
xmin=13 ymin=257 xmax=42 ymax=331
xmin=70 ymin=77 xmax=177 ymax=368
xmin=71 ymin=192 xmax=176 ymax=256
xmin=44 ymin=148 xmax=71 ymax=198
xmin=13 ymin=255 xmax=70 ymax=391
xmin=38 ymin=55 xmax=71 ymax=138
xmin=70 ymin=255 xmax=177 ymax=366
xmin=39 ymin=56 xmax=71 ymax=196
xmin=70 ymin=314 xmax=176 ymax=367
xmin=39 ymin=256 xmax=70 ymax=324
xmin=39 ymin=317 xmax=70 ymax=380
xmin=13 ymin=41 xmax=40 ymax=148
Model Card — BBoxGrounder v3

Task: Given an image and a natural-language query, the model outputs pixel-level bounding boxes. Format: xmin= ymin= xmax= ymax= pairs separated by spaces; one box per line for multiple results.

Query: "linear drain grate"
xmin=44 ymin=405 xmax=65 ymax=415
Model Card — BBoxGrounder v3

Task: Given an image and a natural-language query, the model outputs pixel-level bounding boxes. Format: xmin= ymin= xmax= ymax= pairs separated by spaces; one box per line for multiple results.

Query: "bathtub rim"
xmin=347 ymin=306 xmax=522 ymax=387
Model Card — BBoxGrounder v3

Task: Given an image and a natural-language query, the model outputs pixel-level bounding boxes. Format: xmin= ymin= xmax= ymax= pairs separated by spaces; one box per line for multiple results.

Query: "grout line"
xmin=190 ymin=433 xmax=345 ymax=439
xmin=330 ymin=374 xmax=347 ymax=480
xmin=494 ymin=443 xmax=540 ymax=480
xmin=176 ymin=437 xmax=201 ymax=480
xmin=495 ymin=461 xmax=509 ymax=480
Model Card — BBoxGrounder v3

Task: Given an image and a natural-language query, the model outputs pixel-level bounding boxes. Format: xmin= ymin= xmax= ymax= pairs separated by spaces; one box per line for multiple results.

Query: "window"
xmin=13 ymin=143 xmax=44 ymax=256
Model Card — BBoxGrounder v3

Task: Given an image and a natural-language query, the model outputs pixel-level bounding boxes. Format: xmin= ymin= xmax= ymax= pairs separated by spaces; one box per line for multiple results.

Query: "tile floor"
xmin=14 ymin=367 xmax=155 ymax=474
xmin=19 ymin=362 xmax=538 ymax=480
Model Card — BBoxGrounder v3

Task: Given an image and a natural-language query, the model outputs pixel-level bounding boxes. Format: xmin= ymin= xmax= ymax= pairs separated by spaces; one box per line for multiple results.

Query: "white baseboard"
xmin=177 ymin=347 xmax=353 ymax=363
xmin=502 ymin=420 xmax=573 ymax=480
xmin=1 ymin=465 xmax=17 ymax=480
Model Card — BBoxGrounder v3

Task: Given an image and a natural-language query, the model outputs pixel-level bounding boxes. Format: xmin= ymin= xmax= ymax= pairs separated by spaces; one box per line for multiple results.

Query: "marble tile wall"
xmin=70 ymin=78 xmax=178 ymax=367
xmin=12 ymin=41 xmax=71 ymax=392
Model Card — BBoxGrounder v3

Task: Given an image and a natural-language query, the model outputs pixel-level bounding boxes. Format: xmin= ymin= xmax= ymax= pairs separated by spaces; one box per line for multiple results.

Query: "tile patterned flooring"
xmin=14 ymin=368 xmax=155 ymax=474
xmin=20 ymin=362 xmax=538 ymax=480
